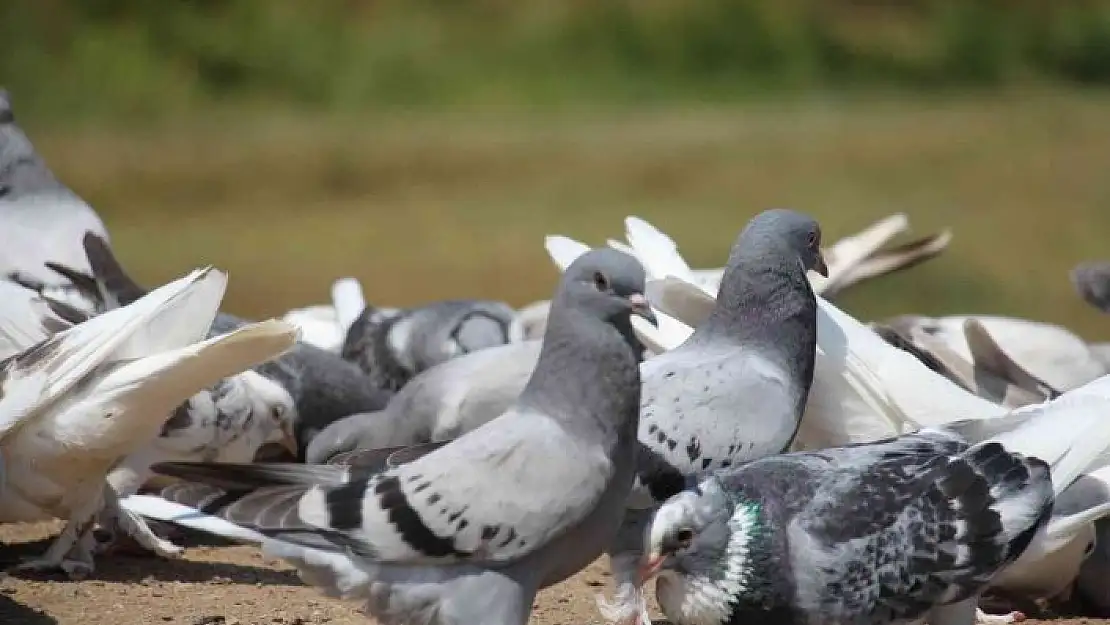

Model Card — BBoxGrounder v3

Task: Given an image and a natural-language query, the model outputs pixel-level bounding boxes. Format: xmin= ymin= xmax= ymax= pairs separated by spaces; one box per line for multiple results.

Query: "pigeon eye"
xmin=592 ymin=271 xmax=610 ymax=292
xmin=806 ymin=230 xmax=819 ymax=248
xmin=675 ymin=528 xmax=694 ymax=545
xmin=272 ymin=405 xmax=285 ymax=420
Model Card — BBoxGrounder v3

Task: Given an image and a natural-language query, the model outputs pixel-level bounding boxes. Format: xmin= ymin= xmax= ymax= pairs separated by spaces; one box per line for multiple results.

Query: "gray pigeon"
xmin=1071 ymin=260 xmax=1110 ymax=314
xmin=639 ymin=427 xmax=1052 ymax=625
xmin=340 ymin=298 xmax=520 ymax=393
xmin=0 ymin=89 xmax=109 ymax=292
xmin=43 ymin=232 xmax=392 ymax=460
xmin=150 ymin=247 xmax=655 ymax=625
xmin=305 ymin=339 xmax=543 ymax=463
xmin=601 ymin=209 xmax=827 ymax=621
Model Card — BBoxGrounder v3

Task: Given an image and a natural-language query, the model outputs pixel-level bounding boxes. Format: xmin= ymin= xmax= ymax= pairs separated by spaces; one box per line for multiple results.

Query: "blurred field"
xmin=19 ymin=90 xmax=1110 ymax=340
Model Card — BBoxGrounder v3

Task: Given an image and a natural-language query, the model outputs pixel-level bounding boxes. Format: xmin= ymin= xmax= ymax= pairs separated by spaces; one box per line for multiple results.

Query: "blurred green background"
xmin=6 ymin=0 xmax=1110 ymax=338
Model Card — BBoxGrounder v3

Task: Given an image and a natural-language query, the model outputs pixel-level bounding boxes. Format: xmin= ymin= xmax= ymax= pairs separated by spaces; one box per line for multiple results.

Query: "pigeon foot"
xmin=10 ymin=557 xmax=93 ymax=580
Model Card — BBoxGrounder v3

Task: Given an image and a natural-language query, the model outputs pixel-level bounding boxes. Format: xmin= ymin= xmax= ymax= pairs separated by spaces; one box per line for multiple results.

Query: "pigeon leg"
xmin=927 ymin=597 xmax=979 ymax=625
xmin=10 ymin=516 xmax=97 ymax=579
xmin=96 ymin=485 xmax=183 ymax=557
xmin=597 ymin=508 xmax=655 ymax=625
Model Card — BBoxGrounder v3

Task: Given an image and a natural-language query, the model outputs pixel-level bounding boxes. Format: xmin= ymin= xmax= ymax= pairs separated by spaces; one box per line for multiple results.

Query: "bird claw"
xmin=975 ymin=607 xmax=1025 ymax=624
xmin=10 ymin=557 xmax=94 ymax=580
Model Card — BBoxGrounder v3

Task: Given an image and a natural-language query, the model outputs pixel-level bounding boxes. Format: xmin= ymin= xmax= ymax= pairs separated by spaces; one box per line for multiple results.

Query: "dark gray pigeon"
xmin=0 ymin=89 xmax=109 ymax=294
xmin=46 ymin=232 xmax=392 ymax=460
xmin=340 ymin=298 xmax=520 ymax=393
xmin=601 ymin=209 xmax=827 ymax=621
xmin=150 ymin=247 xmax=656 ymax=625
xmin=639 ymin=426 xmax=1052 ymax=625
xmin=1071 ymin=260 xmax=1110 ymax=314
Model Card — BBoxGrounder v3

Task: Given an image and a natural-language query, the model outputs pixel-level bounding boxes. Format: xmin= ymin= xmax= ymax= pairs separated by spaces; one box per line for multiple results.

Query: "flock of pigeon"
xmin=5 ymin=87 xmax=1110 ymax=625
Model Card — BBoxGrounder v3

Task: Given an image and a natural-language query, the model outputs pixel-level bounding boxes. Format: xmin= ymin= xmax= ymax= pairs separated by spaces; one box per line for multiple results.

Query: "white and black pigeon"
xmin=597 ymin=209 xmax=827 ymax=623
xmin=0 ymin=89 xmax=108 ymax=310
xmin=43 ymin=231 xmax=393 ymax=460
xmin=339 ymin=298 xmax=521 ymax=393
xmin=144 ymin=247 xmax=656 ymax=625
xmin=7 ymin=240 xmax=301 ymax=500
xmin=0 ymin=267 xmax=298 ymax=578
xmin=639 ymin=374 xmax=1110 ymax=625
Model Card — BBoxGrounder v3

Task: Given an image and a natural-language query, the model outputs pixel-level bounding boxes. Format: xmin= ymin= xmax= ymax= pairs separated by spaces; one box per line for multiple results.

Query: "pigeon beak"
xmin=636 ymin=552 xmax=666 ymax=586
xmin=628 ymin=293 xmax=658 ymax=327
xmin=278 ymin=422 xmax=299 ymax=457
xmin=813 ymin=250 xmax=829 ymax=278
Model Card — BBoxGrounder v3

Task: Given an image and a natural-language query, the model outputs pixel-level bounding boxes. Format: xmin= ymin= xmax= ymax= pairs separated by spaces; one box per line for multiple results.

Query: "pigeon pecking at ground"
xmin=0 ymin=267 xmax=298 ymax=578
xmin=146 ymin=247 xmax=656 ymax=625
xmin=31 ymin=231 xmax=394 ymax=461
xmin=599 ymin=208 xmax=827 ymax=624
xmin=0 ymin=89 xmax=109 ymax=310
xmin=339 ymin=297 xmax=522 ymax=394
xmin=637 ymin=373 xmax=1110 ymax=625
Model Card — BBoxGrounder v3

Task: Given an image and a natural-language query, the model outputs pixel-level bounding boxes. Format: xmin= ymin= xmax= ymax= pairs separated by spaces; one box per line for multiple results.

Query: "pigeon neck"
xmin=519 ymin=303 xmax=641 ymax=435
xmin=0 ymin=123 xmax=65 ymax=199
xmin=700 ymin=253 xmax=816 ymax=351
xmin=658 ymin=500 xmax=773 ymax=624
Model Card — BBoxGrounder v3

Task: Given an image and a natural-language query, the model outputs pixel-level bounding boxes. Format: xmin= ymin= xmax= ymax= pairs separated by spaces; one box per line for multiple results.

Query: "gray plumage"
xmin=152 ymin=247 xmax=653 ymax=625
xmin=0 ymin=90 xmax=109 ymax=293
xmin=643 ymin=428 xmax=1051 ymax=625
xmin=1072 ymin=260 xmax=1110 ymax=314
xmin=36 ymin=232 xmax=392 ymax=460
xmin=305 ymin=340 xmax=543 ymax=464
xmin=341 ymin=299 xmax=520 ymax=393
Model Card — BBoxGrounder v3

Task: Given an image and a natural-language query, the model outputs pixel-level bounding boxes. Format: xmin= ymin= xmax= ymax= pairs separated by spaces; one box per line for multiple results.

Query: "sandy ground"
xmin=0 ymin=521 xmax=1106 ymax=625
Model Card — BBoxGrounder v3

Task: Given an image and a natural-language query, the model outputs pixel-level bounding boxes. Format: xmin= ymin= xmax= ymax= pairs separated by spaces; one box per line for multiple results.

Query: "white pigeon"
xmin=0 ymin=267 xmax=299 ymax=578
xmin=880 ymin=314 xmax=1107 ymax=393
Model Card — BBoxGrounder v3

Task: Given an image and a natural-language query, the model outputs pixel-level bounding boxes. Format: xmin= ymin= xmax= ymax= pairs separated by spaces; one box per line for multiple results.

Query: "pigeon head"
xmin=730 ymin=208 xmax=827 ymax=278
xmin=559 ymin=248 xmax=657 ymax=328
xmin=639 ymin=476 xmax=764 ymax=625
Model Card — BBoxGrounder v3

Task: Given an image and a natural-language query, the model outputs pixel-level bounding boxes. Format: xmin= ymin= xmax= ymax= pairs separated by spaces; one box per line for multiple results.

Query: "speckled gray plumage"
xmin=340 ymin=299 xmax=518 ymax=393
xmin=649 ymin=429 xmax=1051 ymax=625
xmin=636 ymin=209 xmax=822 ymax=501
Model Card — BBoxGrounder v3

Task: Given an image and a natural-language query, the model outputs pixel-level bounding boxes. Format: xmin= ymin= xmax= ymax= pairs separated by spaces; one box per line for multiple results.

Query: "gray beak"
xmin=628 ymin=293 xmax=658 ymax=327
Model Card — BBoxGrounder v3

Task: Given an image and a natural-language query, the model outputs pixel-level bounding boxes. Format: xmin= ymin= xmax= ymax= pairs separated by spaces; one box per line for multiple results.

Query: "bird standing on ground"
xmin=150 ymin=248 xmax=656 ymax=625
xmin=0 ymin=268 xmax=298 ymax=578
xmin=600 ymin=209 xmax=827 ymax=624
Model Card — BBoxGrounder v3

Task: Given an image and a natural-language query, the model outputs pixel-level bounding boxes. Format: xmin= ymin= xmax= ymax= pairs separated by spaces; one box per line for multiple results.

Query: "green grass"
xmin=22 ymin=90 xmax=1110 ymax=341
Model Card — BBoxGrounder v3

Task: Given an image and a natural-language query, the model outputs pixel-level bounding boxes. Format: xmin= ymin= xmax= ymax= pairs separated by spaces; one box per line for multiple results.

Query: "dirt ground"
xmin=0 ymin=521 xmax=1105 ymax=625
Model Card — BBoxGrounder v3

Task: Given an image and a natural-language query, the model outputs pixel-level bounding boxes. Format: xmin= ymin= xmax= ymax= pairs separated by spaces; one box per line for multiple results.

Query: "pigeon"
xmin=146 ymin=247 xmax=656 ymax=625
xmin=871 ymin=319 xmax=1059 ymax=409
xmin=595 ymin=209 xmax=827 ymax=623
xmin=42 ymin=232 xmax=392 ymax=459
xmin=0 ymin=90 xmax=109 ymax=298
xmin=305 ymin=340 xmax=543 ymax=464
xmin=0 ymin=267 xmax=298 ymax=578
xmin=879 ymin=314 xmax=1106 ymax=393
xmin=638 ymin=373 xmax=1110 ymax=625
xmin=6 ymin=240 xmax=302 ymax=502
xmin=1071 ymin=260 xmax=1110 ymax=314
xmin=340 ymin=298 xmax=521 ymax=393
